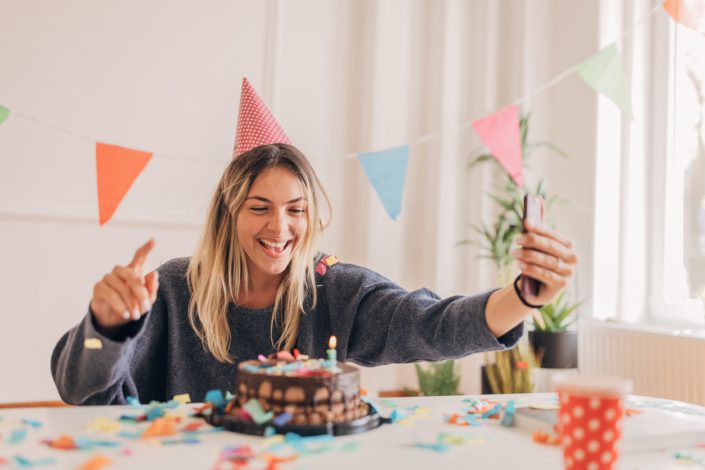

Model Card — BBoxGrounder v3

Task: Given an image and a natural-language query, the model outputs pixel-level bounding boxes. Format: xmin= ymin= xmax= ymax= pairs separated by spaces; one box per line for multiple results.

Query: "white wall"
xmin=0 ymin=0 xmax=599 ymax=402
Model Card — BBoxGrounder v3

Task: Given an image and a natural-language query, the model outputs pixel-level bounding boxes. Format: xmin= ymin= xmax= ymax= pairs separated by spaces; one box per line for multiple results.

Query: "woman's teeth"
xmin=259 ymin=239 xmax=289 ymax=252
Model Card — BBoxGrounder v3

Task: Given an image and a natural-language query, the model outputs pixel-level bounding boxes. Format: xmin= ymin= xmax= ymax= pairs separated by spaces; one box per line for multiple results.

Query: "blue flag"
xmin=357 ymin=145 xmax=409 ymax=220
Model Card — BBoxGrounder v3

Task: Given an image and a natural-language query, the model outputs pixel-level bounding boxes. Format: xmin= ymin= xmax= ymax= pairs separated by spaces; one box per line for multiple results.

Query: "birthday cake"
xmin=228 ymin=353 xmax=369 ymax=426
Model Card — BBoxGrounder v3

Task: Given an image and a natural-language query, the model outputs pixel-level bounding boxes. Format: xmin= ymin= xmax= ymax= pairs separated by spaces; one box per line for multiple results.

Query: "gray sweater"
xmin=51 ymin=256 xmax=523 ymax=405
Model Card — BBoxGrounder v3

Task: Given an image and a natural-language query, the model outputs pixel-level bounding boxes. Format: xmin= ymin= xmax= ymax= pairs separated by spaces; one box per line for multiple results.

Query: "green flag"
xmin=577 ymin=43 xmax=633 ymax=119
xmin=0 ymin=106 xmax=10 ymax=125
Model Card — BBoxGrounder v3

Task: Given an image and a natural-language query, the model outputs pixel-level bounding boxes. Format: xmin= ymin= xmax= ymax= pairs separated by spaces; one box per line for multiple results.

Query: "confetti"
xmin=83 ymin=338 xmax=103 ymax=350
xmin=76 ymin=454 xmax=111 ymax=470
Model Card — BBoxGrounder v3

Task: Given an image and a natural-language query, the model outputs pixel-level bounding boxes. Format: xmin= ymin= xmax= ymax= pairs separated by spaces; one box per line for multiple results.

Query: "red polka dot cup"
xmin=552 ymin=374 xmax=633 ymax=470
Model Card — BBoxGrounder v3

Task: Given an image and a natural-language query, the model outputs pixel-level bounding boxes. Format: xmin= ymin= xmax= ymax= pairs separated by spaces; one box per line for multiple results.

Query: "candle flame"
xmin=329 ymin=335 xmax=337 ymax=349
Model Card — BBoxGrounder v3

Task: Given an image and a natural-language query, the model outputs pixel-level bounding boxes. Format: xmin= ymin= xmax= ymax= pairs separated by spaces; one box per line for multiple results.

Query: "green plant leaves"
xmin=415 ymin=360 xmax=460 ymax=396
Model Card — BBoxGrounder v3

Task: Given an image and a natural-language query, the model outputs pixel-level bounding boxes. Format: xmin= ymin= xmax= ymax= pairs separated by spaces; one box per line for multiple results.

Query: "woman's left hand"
xmin=511 ymin=221 xmax=579 ymax=307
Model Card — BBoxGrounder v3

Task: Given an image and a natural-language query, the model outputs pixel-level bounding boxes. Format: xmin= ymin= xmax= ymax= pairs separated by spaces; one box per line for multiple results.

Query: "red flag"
xmin=96 ymin=143 xmax=152 ymax=225
xmin=471 ymin=105 xmax=523 ymax=187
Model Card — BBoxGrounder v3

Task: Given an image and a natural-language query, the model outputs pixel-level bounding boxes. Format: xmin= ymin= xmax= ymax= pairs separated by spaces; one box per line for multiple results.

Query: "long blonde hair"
xmin=187 ymin=144 xmax=331 ymax=363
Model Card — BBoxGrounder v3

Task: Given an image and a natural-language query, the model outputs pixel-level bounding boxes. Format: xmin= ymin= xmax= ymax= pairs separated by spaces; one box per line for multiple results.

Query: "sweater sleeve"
xmin=49 ymin=261 xmax=178 ymax=405
xmin=323 ymin=263 xmax=524 ymax=367
xmin=50 ymin=310 xmax=153 ymax=405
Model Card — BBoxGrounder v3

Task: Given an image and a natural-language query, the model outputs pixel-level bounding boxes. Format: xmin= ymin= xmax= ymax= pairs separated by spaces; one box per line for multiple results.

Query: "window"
xmin=594 ymin=0 xmax=705 ymax=326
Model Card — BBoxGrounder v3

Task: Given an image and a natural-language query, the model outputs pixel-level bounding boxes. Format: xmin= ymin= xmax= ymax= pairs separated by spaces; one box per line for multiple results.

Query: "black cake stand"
xmin=203 ymin=406 xmax=387 ymax=437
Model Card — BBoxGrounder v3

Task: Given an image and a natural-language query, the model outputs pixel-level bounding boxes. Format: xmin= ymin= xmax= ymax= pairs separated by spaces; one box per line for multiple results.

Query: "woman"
xmin=51 ymin=143 xmax=578 ymax=405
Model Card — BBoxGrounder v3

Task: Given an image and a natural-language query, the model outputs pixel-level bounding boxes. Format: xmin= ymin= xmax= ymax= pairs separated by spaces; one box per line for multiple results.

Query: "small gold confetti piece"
xmin=84 ymin=338 xmax=103 ymax=350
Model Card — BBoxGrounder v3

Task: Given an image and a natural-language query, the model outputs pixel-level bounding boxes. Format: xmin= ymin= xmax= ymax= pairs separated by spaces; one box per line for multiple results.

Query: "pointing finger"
xmin=128 ymin=239 xmax=156 ymax=271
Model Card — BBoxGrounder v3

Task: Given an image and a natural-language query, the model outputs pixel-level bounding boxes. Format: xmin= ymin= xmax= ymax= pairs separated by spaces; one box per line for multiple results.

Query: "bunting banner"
xmin=357 ymin=145 xmax=409 ymax=221
xmin=471 ymin=105 xmax=523 ymax=187
xmin=0 ymin=3 xmax=682 ymax=224
xmin=0 ymin=106 xmax=10 ymax=126
xmin=96 ymin=143 xmax=153 ymax=225
xmin=663 ymin=0 xmax=705 ymax=35
xmin=577 ymin=43 xmax=633 ymax=120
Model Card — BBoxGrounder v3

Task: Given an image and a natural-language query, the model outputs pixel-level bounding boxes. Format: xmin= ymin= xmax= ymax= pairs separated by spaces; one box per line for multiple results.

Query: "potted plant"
xmin=466 ymin=112 xmax=580 ymax=383
xmin=481 ymin=345 xmax=540 ymax=394
xmin=528 ymin=292 xmax=581 ymax=369
xmin=415 ymin=360 xmax=461 ymax=396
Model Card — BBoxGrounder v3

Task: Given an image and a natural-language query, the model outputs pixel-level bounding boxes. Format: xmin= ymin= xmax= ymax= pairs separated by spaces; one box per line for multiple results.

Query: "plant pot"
xmin=528 ymin=330 xmax=578 ymax=369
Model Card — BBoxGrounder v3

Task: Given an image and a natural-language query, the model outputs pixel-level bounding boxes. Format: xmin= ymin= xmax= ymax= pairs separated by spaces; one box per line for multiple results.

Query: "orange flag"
xmin=96 ymin=143 xmax=152 ymax=225
xmin=663 ymin=0 xmax=705 ymax=35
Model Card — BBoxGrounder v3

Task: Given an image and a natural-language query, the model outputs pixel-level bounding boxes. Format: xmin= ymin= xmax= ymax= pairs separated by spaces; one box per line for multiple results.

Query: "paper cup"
xmin=552 ymin=374 xmax=633 ymax=470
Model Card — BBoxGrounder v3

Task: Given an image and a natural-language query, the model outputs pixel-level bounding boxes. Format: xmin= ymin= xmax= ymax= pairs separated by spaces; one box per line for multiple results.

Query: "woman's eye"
xmin=289 ymin=208 xmax=306 ymax=214
xmin=249 ymin=207 xmax=267 ymax=213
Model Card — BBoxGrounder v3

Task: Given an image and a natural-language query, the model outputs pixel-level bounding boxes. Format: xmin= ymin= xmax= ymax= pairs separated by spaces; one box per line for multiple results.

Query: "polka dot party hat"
xmin=233 ymin=77 xmax=291 ymax=157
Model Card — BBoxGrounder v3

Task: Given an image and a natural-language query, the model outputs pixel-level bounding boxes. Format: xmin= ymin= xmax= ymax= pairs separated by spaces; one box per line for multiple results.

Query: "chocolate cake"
xmin=229 ymin=355 xmax=369 ymax=426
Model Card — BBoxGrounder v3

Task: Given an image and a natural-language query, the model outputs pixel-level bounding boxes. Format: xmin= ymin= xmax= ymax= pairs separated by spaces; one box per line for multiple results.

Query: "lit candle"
xmin=327 ymin=335 xmax=337 ymax=369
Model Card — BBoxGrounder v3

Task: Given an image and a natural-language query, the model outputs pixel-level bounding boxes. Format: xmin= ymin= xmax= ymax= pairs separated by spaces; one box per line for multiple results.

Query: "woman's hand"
xmin=511 ymin=221 xmax=578 ymax=307
xmin=90 ymin=239 xmax=159 ymax=328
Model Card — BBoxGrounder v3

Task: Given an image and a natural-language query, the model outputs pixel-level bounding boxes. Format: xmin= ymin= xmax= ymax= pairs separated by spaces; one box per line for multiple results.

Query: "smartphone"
xmin=522 ymin=194 xmax=545 ymax=299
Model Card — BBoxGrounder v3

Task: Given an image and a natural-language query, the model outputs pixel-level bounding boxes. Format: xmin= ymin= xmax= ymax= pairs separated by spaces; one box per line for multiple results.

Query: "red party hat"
xmin=233 ymin=78 xmax=291 ymax=157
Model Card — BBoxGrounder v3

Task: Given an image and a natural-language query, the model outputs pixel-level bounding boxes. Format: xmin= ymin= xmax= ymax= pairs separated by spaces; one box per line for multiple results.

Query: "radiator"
xmin=578 ymin=320 xmax=705 ymax=406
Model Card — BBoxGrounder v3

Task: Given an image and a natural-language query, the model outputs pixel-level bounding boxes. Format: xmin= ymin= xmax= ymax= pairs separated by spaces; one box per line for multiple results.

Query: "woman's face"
xmin=236 ymin=166 xmax=309 ymax=286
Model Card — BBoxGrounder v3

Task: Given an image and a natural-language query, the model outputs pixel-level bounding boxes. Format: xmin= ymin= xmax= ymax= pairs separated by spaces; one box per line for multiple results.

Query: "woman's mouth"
xmin=258 ymin=238 xmax=292 ymax=256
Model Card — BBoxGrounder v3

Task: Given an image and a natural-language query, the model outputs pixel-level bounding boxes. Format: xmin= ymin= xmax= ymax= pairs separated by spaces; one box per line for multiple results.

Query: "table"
xmin=1 ymin=394 xmax=704 ymax=469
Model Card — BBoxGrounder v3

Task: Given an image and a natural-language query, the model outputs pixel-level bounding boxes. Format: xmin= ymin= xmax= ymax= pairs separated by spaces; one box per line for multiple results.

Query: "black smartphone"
xmin=522 ymin=194 xmax=544 ymax=299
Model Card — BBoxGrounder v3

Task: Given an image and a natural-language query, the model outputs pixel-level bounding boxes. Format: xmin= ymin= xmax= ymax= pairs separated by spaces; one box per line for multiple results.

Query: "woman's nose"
xmin=267 ymin=210 xmax=287 ymax=232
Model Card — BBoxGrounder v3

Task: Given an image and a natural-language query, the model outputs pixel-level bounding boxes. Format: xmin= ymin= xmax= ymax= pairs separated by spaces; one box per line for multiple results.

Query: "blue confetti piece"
xmin=389 ymin=409 xmax=409 ymax=422
xmin=117 ymin=431 xmax=143 ymax=439
xmin=74 ymin=437 xmax=121 ymax=449
xmin=13 ymin=456 xmax=57 ymax=467
xmin=501 ymin=400 xmax=516 ymax=427
xmin=7 ymin=428 xmax=28 ymax=444
xmin=21 ymin=419 xmax=42 ymax=428
xmin=481 ymin=404 xmax=502 ymax=419
xmin=361 ymin=396 xmax=383 ymax=414
xmin=126 ymin=396 xmax=141 ymax=407
xmin=264 ymin=426 xmax=276 ymax=437
xmin=463 ymin=414 xmax=480 ymax=426
xmin=146 ymin=406 xmax=166 ymax=421
xmin=165 ymin=400 xmax=180 ymax=409
xmin=272 ymin=412 xmax=293 ymax=427
xmin=414 ymin=442 xmax=450 ymax=453
xmin=204 ymin=390 xmax=226 ymax=409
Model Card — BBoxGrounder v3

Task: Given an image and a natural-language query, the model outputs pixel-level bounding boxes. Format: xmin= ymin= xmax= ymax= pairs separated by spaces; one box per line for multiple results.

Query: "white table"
xmin=1 ymin=394 xmax=704 ymax=469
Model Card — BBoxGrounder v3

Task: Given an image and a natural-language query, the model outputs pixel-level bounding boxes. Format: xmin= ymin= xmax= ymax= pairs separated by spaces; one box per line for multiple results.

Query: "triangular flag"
xmin=233 ymin=78 xmax=291 ymax=157
xmin=0 ymin=106 xmax=10 ymax=125
xmin=357 ymin=145 xmax=409 ymax=221
xmin=663 ymin=0 xmax=705 ymax=35
xmin=471 ymin=105 xmax=523 ymax=187
xmin=576 ymin=43 xmax=633 ymax=119
xmin=96 ymin=143 xmax=152 ymax=225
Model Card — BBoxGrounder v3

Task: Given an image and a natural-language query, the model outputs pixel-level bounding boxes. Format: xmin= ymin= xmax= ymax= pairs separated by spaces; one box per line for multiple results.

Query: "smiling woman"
xmin=49 ymin=80 xmax=578 ymax=406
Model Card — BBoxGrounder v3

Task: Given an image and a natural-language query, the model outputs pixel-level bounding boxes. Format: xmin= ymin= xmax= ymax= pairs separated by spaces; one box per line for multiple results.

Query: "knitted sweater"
xmin=51 ymin=256 xmax=523 ymax=405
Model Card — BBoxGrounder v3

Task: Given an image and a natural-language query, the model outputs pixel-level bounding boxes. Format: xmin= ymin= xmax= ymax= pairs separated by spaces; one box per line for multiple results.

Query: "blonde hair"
xmin=187 ymin=144 xmax=331 ymax=363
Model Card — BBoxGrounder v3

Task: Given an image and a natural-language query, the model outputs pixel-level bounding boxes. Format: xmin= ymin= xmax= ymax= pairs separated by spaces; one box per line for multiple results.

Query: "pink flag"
xmin=472 ymin=105 xmax=523 ymax=187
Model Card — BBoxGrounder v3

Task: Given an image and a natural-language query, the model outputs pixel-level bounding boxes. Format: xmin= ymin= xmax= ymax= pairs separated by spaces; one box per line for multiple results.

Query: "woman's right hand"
xmin=90 ymin=239 xmax=159 ymax=329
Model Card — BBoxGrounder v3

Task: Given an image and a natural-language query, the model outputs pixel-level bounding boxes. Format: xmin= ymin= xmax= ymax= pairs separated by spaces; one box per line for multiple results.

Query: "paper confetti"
xmin=76 ymin=454 xmax=112 ymax=470
xmin=7 ymin=428 xmax=27 ymax=444
xmin=172 ymin=393 xmax=191 ymax=405
xmin=243 ymin=399 xmax=273 ymax=425
xmin=84 ymin=338 xmax=103 ymax=350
